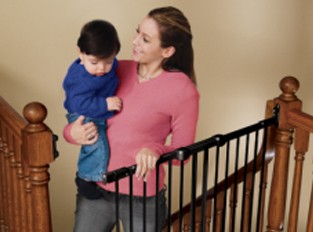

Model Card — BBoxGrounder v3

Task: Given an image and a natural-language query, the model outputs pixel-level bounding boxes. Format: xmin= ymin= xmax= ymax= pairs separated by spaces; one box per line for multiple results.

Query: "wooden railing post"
xmin=287 ymin=128 xmax=309 ymax=232
xmin=266 ymin=76 xmax=302 ymax=232
xmin=21 ymin=102 xmax=54 ymax=232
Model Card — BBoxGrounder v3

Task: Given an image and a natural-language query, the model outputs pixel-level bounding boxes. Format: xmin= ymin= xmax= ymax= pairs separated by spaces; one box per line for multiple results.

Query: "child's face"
xmin=79 ymin=52 xmax=115 ymax=77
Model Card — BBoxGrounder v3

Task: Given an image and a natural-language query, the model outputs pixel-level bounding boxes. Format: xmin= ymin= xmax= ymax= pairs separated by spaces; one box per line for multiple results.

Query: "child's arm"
xmin=65 ymin=84 xmax=113 ymax=119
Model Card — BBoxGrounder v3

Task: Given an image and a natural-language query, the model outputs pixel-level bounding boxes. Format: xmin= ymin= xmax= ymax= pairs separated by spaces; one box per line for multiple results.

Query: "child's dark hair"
xmin=77 ymin=19 xmax=120 ymax=59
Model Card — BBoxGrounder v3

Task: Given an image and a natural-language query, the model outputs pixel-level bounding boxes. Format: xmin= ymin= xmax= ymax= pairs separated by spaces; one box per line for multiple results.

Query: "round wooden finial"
xmin=279 ymin=76 xmax=299 ymax=101
xmin=23 ymin=102 xmax=47 ymax=131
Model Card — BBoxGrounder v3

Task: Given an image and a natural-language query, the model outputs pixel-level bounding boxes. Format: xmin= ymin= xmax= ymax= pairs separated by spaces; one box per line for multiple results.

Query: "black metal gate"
xmin=103 ymin=107 xmax=278 ymax=232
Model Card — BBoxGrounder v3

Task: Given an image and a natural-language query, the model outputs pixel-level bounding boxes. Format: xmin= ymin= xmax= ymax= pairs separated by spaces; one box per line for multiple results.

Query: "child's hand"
xmin=107 ymin=96 xmax=122 ymax=111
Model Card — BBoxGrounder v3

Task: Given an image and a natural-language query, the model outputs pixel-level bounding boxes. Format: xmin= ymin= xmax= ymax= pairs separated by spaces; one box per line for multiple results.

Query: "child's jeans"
xmin=66 ymin=113 xmax=109 ymax=182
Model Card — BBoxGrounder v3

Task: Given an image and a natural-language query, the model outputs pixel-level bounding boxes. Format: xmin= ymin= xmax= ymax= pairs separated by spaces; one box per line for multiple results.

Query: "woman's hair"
xmin=148 ymin=6 xmax=196 ymax=84
xmin=77 ymin=19 xmax=120 ymax=59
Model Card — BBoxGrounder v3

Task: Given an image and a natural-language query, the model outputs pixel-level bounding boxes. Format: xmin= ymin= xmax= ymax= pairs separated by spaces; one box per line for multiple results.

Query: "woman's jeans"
xmin=66 ymin=113 xmax=109 ymax=181
xmin=73 ymin=188 xmax=167 ymax=232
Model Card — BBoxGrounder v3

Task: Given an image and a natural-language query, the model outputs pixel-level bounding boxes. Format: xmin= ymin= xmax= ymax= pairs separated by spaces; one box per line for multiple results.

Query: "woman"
xmin=64 ymin=6 xmax=199 ymax=232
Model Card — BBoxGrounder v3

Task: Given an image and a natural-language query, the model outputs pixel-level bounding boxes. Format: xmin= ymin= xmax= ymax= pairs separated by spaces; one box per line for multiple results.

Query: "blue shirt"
xmin=63 ymin=58 xmax=119 ymax=120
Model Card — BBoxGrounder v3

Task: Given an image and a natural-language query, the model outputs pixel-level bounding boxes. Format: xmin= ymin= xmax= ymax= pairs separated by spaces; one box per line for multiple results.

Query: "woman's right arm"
xmin=63 ymin=115 xmax=98 ymax=145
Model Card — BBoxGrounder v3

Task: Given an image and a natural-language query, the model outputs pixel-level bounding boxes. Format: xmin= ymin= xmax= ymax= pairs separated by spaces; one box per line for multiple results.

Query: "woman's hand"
xmin=135 ymin=148 xmax=158 ymax=181
xmin=70 ymin=115 xmax=98 ymax=145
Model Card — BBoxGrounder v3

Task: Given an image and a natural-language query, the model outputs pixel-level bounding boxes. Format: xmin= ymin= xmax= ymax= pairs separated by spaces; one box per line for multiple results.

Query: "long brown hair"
xmin=148 ymin=6 xmax=196 ymax=84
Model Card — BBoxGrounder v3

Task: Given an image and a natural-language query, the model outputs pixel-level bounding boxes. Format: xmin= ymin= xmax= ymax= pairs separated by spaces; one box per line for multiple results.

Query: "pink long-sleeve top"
xmin=64 ymin=60 xmax=199 ymax=196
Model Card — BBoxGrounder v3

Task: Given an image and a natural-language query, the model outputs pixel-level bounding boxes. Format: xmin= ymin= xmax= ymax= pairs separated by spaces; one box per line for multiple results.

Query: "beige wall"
xmin=1 ymin=1 xmax=312 ymax=231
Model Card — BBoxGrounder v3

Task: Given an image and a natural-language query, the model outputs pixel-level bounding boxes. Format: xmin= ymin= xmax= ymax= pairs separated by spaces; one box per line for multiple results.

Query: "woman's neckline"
xmin=136 ymin=64 xmax=163 ymax=83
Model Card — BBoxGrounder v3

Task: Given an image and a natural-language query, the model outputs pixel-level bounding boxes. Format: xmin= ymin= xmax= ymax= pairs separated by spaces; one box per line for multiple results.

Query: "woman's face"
xmin=132 ymin=16 xmax=168 ymax=66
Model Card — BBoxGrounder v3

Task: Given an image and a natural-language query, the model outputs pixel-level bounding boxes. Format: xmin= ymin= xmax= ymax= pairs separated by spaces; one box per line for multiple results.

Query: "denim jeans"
xmin=73 ymin=188 xmax=167 ymax=232
xmin=67 ymin=113 xmax=109 ymax=181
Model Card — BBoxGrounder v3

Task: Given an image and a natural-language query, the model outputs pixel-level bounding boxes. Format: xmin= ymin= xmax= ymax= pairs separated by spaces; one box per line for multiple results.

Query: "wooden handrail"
xmin=287 ymin=109 xmax=313 ymax=133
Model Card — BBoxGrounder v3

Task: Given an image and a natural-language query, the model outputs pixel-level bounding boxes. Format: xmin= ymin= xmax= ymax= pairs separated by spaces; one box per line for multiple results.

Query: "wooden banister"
xmin=0 ymin=97 xmax=56 ymax=232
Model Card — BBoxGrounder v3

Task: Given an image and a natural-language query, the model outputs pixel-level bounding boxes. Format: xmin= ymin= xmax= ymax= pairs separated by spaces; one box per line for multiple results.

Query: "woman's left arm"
xmin=135 ymin=89 xmax=199 ymax=180
xmin=154 ymin=92 xmax=199 ymax=154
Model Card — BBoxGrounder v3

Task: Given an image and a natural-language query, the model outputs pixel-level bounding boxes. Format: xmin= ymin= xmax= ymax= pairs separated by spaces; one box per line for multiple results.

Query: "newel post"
xmin=22 ymin=102 xmax=54 ymax=232
xmin=266 ymin=76 xmax=302 ymax=232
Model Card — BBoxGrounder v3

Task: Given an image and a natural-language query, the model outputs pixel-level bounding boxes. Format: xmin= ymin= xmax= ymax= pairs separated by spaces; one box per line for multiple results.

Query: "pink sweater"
xmin=65 ymin=60 xmax=199 ymax=196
